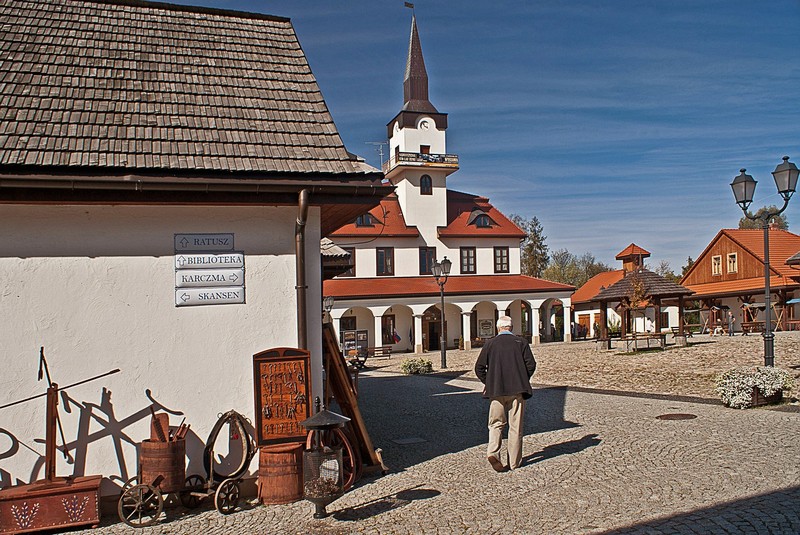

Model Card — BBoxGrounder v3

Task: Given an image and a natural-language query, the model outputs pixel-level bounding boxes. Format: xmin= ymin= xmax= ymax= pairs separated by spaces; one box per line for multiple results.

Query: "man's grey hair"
xmin=496 ymin=316 xmax=513 ymax=331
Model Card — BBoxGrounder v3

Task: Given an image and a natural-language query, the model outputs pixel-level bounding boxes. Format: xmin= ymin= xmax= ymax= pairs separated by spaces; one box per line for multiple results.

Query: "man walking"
xmin=474 ymin=316 xmax=537 ymax=472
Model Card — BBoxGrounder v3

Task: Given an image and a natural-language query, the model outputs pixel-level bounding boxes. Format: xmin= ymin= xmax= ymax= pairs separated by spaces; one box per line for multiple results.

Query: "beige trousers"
xmin=487 ymin=394 xmax=525 ymax=469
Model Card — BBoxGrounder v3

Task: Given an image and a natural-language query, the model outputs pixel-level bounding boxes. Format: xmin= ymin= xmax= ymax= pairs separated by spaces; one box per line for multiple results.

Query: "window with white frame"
xmin=711 ymin=255 xmax=722 ymax=276
xmin=727 ymin=253 xmax=738 ymax=273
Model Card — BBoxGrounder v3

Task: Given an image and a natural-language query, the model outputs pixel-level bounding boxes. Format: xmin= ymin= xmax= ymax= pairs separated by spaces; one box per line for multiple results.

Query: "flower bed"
xmin=715 ymin=366 xmax=794 ymax=409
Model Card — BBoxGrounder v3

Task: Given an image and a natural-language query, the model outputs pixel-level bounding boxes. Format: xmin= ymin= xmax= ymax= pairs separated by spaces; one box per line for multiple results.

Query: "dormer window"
xmin=420 ymin=174 xmax=432 ymax=195
xmin=355 ymin=214 xmax=374 ymax=227
xmin=468 ymin=209 xmax=494 ymax=228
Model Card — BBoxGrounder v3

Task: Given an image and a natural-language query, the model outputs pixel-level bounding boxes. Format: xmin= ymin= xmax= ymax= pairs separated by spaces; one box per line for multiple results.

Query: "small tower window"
xmin=420 ymin=174 xmax=432 ymax=195
xmin=420 ymin=145 xmax=430 ymax=154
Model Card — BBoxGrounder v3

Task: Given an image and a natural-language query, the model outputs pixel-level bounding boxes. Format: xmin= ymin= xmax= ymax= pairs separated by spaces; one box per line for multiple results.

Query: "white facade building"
xmin=0 ymin=0 xmax=389 ymax=496
xmin=324 ymin=15 xmax=574 ymax=356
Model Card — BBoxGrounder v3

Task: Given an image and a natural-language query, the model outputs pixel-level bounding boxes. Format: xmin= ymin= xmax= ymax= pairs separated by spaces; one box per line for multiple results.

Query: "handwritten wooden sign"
xmin=252 ymin=348 xmax=311 ymax=446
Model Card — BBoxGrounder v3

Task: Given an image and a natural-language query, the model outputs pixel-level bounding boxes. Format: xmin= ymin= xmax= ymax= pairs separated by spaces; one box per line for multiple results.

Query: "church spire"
xmin=403 ymin=14 xmax=438 ymax=114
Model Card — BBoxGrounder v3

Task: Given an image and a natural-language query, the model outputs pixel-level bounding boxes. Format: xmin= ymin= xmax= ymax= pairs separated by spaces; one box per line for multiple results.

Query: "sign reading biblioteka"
xmin=174 ymin=233 xmax=245 ymax=306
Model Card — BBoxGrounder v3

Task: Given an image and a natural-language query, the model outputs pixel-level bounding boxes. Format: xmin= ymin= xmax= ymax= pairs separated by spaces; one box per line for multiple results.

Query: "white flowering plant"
xmin=400 ymin=358 xmax=433 ymax=375
xmin=714 ymin=366 xmax=794 ymax=409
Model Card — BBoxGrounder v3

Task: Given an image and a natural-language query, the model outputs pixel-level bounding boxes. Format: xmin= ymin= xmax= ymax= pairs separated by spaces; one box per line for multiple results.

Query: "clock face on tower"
xmin=420 ymin=120 xmax=430 ymax=130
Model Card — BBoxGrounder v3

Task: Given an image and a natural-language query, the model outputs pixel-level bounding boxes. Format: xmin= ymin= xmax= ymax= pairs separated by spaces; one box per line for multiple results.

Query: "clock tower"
xmin=384 ymin=13 xmax=459 ymax=238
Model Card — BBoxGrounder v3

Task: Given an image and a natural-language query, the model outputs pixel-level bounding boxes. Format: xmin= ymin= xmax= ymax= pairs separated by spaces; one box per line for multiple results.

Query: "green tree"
xmin=738 ymin=206 xmax=789 ymax=229
xmin=651 ymin=259 xmax=680 ymax=283
xmin=510 ymin=214 xmax=549 ymax=277
xmin=680 ymin=256 xmax=694 ymax=279
xmin=542 ymin=249 xmax=612 ymax=288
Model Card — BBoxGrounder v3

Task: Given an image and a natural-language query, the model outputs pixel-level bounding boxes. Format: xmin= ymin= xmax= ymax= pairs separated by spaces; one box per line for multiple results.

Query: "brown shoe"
xmin=487 ymin=456 xmax=508 ymax=472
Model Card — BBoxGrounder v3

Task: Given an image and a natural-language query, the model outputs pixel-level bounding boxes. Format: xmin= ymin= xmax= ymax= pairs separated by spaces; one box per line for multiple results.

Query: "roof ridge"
xmin=84 ymin=0 xmax=291 ymax=22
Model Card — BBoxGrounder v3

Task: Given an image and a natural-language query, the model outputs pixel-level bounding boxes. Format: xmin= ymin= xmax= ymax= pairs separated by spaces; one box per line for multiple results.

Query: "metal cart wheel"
xmin=118 ymin=482 xmax=164 ymax=528
xmin=180 ymin=474 xmax=206 ymax=509
xmin=214 ymin=478 xmax=240 ymax=514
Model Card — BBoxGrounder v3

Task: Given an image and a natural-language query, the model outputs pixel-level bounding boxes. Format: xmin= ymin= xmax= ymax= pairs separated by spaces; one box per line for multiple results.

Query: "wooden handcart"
xmin=118 ymin=410 xmax=254 ymax=527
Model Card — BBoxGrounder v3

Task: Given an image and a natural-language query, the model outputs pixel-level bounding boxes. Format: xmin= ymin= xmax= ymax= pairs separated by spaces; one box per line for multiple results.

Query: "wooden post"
xmin=45 ymin=385 xmax=58 ymax=482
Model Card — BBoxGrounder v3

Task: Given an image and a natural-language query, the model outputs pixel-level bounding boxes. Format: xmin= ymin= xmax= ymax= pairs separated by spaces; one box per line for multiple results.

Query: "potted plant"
xmin=714 ymin=366 xmax=794 ymax=409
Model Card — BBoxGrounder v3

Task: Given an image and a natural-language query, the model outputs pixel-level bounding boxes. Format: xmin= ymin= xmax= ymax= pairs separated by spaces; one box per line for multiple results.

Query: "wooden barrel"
xmin=140 ymin=439 xmax=186 ymax=494
xmin=258 ymin=442 xmax=303 ymax=504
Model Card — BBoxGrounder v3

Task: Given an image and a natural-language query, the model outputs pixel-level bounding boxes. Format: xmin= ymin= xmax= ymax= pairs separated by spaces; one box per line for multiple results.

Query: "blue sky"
xmin=174 ymin=0 xmax=800 ymax=273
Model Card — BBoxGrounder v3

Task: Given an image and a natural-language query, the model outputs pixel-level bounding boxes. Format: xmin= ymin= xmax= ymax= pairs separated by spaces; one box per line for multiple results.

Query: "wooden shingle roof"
xmin=0 ymin=0 xmax=378 ymax=177
xmin=595 ymin=269 xmax=693 ymax=302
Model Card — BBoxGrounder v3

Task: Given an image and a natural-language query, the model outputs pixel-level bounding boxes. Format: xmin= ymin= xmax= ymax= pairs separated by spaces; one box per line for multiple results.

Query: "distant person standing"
xmin=474 ymin=316 xmax=537 ymax=472
xmin=727 ymin=311 xmax=735 ymax=336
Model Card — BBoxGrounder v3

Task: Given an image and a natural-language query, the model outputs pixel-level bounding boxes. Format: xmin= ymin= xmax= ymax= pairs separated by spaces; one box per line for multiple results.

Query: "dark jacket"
xmin=474 ymin=332 xmax=537 ymax=399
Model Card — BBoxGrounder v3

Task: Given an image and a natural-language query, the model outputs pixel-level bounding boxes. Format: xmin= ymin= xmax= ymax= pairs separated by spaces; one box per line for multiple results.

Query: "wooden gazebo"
xmin=595 ymin=268 xmax=694 ymax=349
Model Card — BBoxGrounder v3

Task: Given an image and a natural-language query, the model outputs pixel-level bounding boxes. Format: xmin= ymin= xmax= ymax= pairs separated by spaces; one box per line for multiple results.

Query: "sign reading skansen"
xmin=174 ymin=233 xmax=245 ymax=306
xmin=175 ymin=287 xmax=245 ymax=306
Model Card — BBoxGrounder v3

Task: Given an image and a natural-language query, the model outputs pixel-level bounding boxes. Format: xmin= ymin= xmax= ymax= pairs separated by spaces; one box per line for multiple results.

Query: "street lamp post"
xmin=731 ymin=156 xmax=799 ymax=367
xmin=431 ymin=256 xmax=452 ymax=369
xmin=323 ymin=295 xmax=334 ymax=323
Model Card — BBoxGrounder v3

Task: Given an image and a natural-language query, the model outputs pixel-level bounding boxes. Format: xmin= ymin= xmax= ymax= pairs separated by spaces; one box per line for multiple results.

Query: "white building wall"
xmin=0 ymin=204 xmax=323 ymax=495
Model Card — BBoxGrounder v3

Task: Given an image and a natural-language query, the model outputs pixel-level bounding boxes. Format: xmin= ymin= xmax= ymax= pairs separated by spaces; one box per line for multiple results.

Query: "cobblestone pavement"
xmin=76 ymin=337 xmax=800 ymax=534
xmin=376 ymin=331 xmax=800 ymax=400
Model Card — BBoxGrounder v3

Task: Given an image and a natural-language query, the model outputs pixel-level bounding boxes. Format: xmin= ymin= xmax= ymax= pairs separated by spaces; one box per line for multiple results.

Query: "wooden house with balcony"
xmin=680 ymin=227 xmax=800 ymax=333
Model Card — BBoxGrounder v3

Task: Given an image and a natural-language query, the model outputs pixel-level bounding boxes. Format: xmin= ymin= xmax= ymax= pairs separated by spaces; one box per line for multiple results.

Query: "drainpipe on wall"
xmin=295 ymin=188 xmax=310 ymax=349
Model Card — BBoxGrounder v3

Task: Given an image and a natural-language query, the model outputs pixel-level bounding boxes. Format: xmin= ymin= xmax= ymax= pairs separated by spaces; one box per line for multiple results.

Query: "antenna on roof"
xmin=365 ymin=141 xmax=388 ymax=167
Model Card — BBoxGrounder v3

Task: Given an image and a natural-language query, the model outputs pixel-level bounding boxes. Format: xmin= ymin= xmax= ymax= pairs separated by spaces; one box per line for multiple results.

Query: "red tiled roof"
xmin=684 ymin=276 xmax=800 ymax=298
xmin=571 ymin=270 xmax=624 ymax=304
xmin=438 ymin=190 xmax=526 ymax=238
xmin=324 ymin=274 xmax=573 ymax=300
xmin=615 ymin=243 xmax=650 ymax=260
xmin=682 ymin=229 xmax=800 ymax=283
xmin=329 ymin=194 xmax=419 ymax=237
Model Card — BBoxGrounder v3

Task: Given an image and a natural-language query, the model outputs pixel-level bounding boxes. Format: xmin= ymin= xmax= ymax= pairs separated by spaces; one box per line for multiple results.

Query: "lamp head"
xmin=441 ymin=256 xmax=452 ymax=275
xmin=730 ymin=168 xmax=756 ymax=212
xmin=431 ymin=260 xmax=442 ymax=278
xmin=772 ymin=156 xmax=799 ymax=202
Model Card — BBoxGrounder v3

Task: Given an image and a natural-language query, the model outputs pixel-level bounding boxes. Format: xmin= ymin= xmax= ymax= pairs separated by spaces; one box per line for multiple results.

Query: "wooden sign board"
xmin=252 ymin=348 xmax=311 ymax=446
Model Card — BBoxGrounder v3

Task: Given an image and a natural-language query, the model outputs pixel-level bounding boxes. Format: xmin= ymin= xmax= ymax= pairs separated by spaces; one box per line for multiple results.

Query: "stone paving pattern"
xmin=76 ymin=333 xmax=800 ymax=534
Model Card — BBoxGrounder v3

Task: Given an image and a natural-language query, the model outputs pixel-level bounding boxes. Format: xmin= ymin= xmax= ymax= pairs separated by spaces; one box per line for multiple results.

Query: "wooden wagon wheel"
xmin=179 ymin=474 xmax=206 ymax=509
xmin=118 ymin=482 xmax=163 ymax=527
xmin=214 ymin=478 xmax=240 ymax=515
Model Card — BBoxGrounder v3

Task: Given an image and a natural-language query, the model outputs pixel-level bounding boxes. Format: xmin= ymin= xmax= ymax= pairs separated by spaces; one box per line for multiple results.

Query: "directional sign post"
xmin=174 ymin=234 xmax=245 ymax=307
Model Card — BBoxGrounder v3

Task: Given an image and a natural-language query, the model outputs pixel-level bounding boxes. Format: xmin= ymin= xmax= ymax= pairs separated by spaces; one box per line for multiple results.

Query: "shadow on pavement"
xmin=522 ymin=433 xmax=601 ymax=467
xmin=601 ymin=485 xmax=800 ymax=534
xmin=332 ymin=484 xmax=440 ymax=522
xmin=353 ymin=372 xmax=578 ymax=472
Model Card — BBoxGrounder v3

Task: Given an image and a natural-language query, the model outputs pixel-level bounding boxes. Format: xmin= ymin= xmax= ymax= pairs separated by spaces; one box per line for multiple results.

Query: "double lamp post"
xmin=431 ymin=256 xmax=452 ymax=369
xmin=730 ymin=156 xmax=799 ymax=367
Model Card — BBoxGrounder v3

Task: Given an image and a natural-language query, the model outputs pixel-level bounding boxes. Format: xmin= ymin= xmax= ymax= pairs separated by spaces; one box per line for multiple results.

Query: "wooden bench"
xmin=620 ymin=332 xmax=667 ymax=351
xmin=670 ymin=326 xmax=693 ymax=338
xmin=368 ymin=345 xmax=392 ymax=359
xmin=347 ymin=345 xmax=392 ymax=370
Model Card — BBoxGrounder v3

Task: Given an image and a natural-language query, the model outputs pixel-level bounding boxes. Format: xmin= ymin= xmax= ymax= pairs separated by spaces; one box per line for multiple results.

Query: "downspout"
xmin=295 ymin=189 xmax=310 ymax=349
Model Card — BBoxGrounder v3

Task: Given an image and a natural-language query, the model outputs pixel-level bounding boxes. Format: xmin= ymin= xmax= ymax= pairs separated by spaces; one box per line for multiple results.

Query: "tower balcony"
xmin=382 ymin=151 xmax=459 ymax=174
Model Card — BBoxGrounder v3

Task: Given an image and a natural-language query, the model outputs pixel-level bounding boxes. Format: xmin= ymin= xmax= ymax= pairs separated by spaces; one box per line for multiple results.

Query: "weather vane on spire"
xmin=404 ymin=2 xmax=415 ymax=10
